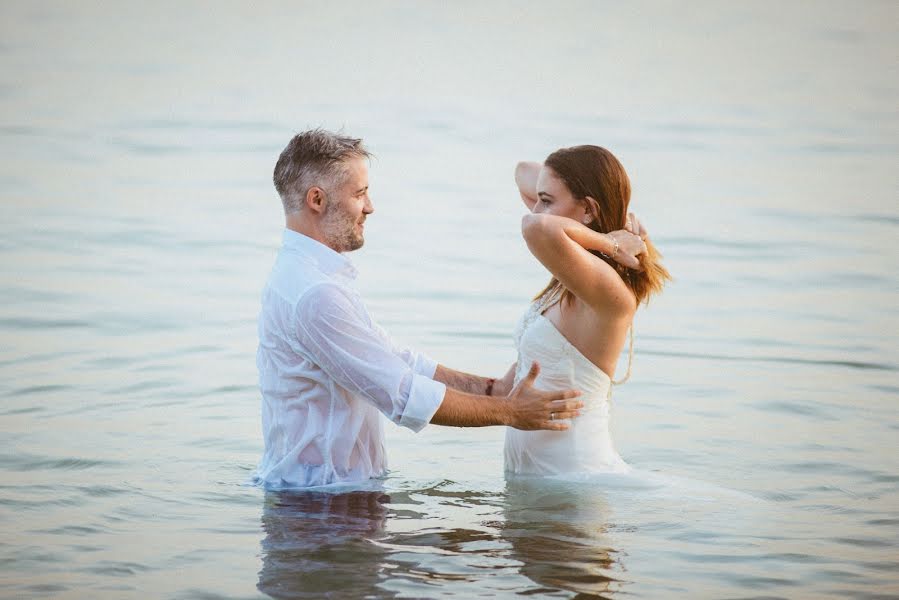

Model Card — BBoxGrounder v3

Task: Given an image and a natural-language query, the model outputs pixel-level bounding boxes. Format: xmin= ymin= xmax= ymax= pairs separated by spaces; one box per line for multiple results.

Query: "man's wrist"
xmin=493 ymin=396 xmax=512 ymax=427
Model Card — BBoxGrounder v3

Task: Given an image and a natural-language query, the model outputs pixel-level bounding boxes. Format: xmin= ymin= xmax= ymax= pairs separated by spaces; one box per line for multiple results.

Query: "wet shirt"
xmin=253 ymin=229 xmax=446 ymax=489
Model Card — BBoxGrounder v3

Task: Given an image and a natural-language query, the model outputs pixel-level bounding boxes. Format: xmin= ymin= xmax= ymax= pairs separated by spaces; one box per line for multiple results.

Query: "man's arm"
xmin=296 ymin=284 xmax=447 ymax=432
xmin=296 ymin=284 xmax=580 ymax=432
xmin=434 ymin=363 xmax=516 ymax=396
xmin=432 ymin=362 xmax=582 ymax=431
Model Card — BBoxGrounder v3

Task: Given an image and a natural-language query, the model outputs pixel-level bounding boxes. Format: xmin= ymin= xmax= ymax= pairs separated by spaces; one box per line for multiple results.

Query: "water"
xmin=1 ymin=1 xmax=897 ymax=598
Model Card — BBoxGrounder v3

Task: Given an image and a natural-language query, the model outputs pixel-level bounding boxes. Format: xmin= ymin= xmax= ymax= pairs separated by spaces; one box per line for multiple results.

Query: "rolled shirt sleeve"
xmin=412 ymin=353 xmax=438 ymax=379
xmin=294 ymin=283 xmax=445 ymax=432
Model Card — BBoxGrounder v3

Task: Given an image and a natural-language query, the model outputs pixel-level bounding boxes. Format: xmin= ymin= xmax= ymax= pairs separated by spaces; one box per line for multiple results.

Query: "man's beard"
xmin=321 ymin=202 xmax=364 ymax=253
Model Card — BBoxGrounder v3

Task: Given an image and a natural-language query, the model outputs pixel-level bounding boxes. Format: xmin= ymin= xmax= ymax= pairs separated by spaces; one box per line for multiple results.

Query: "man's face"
xmin=321 ymin=158 xmax=373 ymax=253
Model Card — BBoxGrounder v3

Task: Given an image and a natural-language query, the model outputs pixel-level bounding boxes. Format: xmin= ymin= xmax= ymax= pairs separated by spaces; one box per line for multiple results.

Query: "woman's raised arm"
xmin=521 ymin=213 xmax=645 ymax=311
xmin=515 ymin=161 xmax=541 ymax=210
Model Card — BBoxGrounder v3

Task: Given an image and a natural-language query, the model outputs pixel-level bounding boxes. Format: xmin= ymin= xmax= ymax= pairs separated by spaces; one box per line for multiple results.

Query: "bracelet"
xmin=609 ymin=235 xmax=619 ymax=258
xmin=485 ymin=378 xmax=495 ymax=396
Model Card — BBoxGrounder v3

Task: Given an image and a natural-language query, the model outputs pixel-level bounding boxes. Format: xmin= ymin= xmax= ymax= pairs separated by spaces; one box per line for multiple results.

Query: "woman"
xmin=501 ymin=145 xmax=670 ymax=476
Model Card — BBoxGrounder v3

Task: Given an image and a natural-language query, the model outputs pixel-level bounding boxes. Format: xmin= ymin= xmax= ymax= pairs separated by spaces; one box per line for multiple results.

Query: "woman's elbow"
xmin=521 ymin=213 xmax=549 ymax=241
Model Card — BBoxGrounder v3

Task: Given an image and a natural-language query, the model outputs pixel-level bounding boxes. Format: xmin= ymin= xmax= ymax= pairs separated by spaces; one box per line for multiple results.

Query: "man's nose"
xmin=363 ymin=195 xmax=374 ymax=214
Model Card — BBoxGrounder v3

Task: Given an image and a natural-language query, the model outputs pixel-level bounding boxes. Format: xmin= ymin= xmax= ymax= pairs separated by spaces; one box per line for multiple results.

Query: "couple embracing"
xmin=252 ymin=129 xmax=669 ymax=490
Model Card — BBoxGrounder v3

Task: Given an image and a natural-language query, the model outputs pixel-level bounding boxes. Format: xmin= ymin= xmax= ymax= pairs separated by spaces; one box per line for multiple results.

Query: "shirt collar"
xmin=281 ymin=228 xmax=358 ymax=280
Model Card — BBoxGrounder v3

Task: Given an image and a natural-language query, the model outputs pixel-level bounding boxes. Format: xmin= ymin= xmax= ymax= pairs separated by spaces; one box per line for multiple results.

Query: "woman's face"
xmin=532 ymin=166 xmax=591 ymax=223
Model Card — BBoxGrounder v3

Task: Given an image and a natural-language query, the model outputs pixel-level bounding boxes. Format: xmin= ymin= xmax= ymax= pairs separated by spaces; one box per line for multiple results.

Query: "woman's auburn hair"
xmin=534 ymin=145 xmax=671 ymax=307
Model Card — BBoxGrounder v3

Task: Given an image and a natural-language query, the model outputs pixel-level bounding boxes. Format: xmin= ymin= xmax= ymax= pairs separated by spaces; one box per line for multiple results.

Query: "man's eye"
xmin=540 ymin=198 xmax=550 ymax=204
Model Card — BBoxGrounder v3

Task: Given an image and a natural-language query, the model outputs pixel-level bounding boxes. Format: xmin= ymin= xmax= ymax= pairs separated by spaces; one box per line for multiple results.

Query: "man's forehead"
xmin=338 ymin=157 xmax=368 ymax=190
xmin=344 ymin=157 xmax=368 ymax=176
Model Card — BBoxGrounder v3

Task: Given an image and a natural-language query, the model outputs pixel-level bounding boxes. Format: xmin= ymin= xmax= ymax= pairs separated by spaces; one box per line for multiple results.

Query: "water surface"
xmin=1 ymin=2 xmax=897 ymax=598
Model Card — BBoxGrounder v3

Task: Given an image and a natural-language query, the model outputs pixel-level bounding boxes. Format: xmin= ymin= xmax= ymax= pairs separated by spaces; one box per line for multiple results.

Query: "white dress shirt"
xmin=252 ymin=229 xmax=447 ymax=489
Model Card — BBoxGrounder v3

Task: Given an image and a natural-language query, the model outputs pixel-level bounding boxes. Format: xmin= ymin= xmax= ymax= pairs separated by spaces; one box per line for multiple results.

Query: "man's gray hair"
xmin=273 ymin=129 xmax=371 ymax=214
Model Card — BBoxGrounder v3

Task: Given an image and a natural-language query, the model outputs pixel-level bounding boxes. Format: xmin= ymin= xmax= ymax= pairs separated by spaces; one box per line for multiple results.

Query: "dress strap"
xmin=611 ymin=325 xmax=634 ymax=386
xmin=528 ymin=293 xmax=556 ymax=326
xmin=536 ymin=292 xmax=556 ymax=313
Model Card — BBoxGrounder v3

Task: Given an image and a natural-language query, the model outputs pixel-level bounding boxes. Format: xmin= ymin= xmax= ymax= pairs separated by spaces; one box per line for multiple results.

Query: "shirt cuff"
xmin=398 ymin=374 xmax=446 ymax=433
xmin=412 ymin=352 xmax=438 ymax=378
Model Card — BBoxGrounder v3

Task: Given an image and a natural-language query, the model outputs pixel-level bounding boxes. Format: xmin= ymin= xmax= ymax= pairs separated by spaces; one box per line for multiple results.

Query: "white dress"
xmin=504 ymin=299 xmax=630 ymax=476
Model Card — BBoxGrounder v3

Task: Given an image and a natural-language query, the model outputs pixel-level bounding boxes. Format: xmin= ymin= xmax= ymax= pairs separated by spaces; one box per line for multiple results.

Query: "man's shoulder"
xmin=270 ymin=267 xmax=355 ymax=308
xmin=266 ymin=254 xmax=331 ymax=300
xmin=295 ymin=280 xmax=361 ymax=318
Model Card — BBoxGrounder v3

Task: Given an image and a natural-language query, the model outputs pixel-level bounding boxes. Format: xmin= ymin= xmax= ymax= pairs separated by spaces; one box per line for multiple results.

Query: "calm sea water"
xmin=1 ymin=2 xmax=897 ymax=599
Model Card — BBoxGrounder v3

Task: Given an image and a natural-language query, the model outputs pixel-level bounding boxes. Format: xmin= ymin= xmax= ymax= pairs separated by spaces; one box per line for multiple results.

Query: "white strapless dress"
xmin=504 ymin=301 xmax=630 ymax=476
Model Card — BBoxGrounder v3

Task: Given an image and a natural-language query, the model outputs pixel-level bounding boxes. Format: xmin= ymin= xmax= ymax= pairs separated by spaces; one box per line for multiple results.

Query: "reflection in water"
xmin=257 ymin=490 xmax=395 ymax=599
xmin=502 ymin=478 xmax=622 ymax=599
xmin=256 ymin=481 xmax=624 ymax=598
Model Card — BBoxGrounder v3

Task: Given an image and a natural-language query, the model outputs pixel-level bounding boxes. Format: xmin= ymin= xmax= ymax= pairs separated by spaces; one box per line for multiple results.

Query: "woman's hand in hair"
xmin=608 ymin=230 xmax=647 ymax=270
xmin=625 ymin=212 xmax=649 ymax=241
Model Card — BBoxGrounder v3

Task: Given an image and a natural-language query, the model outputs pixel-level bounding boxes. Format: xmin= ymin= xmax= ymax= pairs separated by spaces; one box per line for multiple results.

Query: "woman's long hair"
xmin=534 ymin=145 xmax=670 ymax=307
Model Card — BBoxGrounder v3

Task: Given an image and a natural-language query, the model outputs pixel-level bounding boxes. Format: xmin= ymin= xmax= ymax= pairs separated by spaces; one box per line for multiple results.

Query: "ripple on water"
xmin=83 ymin=355 xmax=139 ymax=368
xmin=862 ymin=560 xmax=899 ymax=572
xmin=77 ymin=484 xmax=132 ymax=497
xmin=754 ymin=400 xmax=836 ymax=420
xmin=831 ymin=537 xmax=896 ymax=549
xmin=0 ymin=350 xmax=80 ymax=368
xmin=107 ymin=378 xmax=178 ymax=395
xmin=34 ymin=524 xmax=109 ymax=536
xmin=0 ymin=485 xmax=85 ymax=511
xmin=0 ymin=454 xmax=118 ymax=472
xmin=0 ymin=317 xmax=90 ymax=330
xmin=6 ymin=384 xmax=71 ymax=397
xmin=868 ymin=384 xmax=899 ymax=395
xmin=0 ymin=406 xmax=45 ymax=416
xmin=732 ymin=575 xmax=800 ymax=588
xmin=83 ymin=561 xmax=152 ymax=577
xmin=21 ymin=584 xmax=69 ymax=594
xmin=203 ymin=384 xmax=257 ymax=395
xmin=850 ymin=212 xmax=899 ymax=226
xmin=781 ymin=461 xmax=895 ymax=485
xmin=865 ymin=518 xmax=899 ymax=526
xmin=760 ymin=491 xmax=801 ymax=502
xmin=871 ymin=473 xmax=899 ymax=484
xmin=641 ymin=348 xmax=897 ymax=372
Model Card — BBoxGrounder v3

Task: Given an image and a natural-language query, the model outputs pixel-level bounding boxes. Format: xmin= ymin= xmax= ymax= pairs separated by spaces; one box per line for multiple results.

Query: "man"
xmin=253 ymin=129 xmax=589 ymax=489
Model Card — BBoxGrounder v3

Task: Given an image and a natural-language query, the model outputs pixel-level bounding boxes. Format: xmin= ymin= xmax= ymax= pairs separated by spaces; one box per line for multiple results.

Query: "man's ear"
xmin=583 ymin=196 xmax=601 ymax=225
xmin=305 ymin=186 xmax=327 ymax=214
